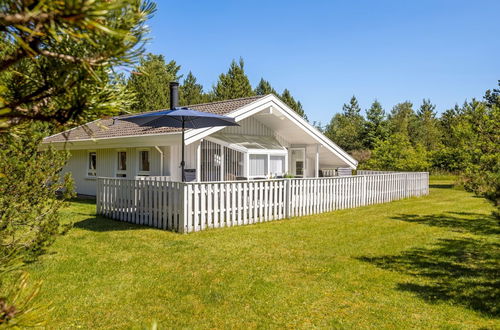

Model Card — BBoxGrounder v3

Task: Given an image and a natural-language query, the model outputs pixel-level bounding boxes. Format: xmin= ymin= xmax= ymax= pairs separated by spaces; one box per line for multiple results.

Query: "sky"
xmin=144 ymin=0 xmax=500 ymax=124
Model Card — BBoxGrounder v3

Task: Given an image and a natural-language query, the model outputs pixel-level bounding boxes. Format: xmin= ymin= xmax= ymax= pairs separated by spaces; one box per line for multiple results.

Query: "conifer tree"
xmin=179 ymin=71 xmax=209 ymax=106
xmin=343 ymin=95 xmax=362 ymax=117
xmin=254 ymin=78 xmax=278 ymax=96
xmin=415 ymin=99 xmax=441 ymax=150
xmin=0 ymin=0 xmax=155 ymax=325
xmin=213 ymin=58 xmax=254 ymax=100
xmin=388 ymin=101 xmax=417 ymax=139
xmin=127 ymin=53 xmax=181 ymax=112
xmin=280 ymin=89 xmax=307 ymax=119
xmin=364 ymin=100 xmax=388 ymax=149
xmin=324 ymin=96 xmax=365 ymax=152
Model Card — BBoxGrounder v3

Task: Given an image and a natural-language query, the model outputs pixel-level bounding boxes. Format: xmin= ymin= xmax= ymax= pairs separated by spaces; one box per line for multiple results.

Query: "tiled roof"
xmin=43 ymin=95 xmax=265 ymax=143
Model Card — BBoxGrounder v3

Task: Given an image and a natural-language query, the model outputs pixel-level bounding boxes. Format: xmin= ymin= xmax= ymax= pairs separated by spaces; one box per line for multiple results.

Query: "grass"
xmin=25 ymin=177 xmax=499 ymax=328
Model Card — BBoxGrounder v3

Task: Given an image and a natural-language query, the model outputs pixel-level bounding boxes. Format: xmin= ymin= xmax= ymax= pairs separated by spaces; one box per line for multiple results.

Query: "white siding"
xmin=65 ymin=147 xmax=168 ymax=196
xmin=169 ymin=142 xmax=198 ymax=181
xmin=221 ymin=117 xmax=273 ymax=136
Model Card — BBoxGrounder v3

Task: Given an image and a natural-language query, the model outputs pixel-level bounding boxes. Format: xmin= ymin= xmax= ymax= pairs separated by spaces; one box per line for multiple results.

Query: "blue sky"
xmin=145 ymin=0 xmax=499 ymax=124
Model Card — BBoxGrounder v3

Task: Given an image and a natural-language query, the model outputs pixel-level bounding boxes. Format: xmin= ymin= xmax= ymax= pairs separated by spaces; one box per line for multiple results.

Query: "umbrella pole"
xmin=181 ymin=120 xmax=185 ymax=182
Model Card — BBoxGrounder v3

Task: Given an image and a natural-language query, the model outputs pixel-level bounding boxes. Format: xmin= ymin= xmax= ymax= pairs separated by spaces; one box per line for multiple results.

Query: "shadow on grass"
xmin=429 ymin=184 xmax=454 ymax=189
xmin=74 ymin=216 xmax=146 ymax=232
xmin=391 ymin=212 xmax=499 ymax=236
xmin=359 ymin=212 xmax=500 ymax=316
xmin=359 ymin=237 xmax=499 ymax=317
xmin=67 ymin=198 xmax=148 ymax=232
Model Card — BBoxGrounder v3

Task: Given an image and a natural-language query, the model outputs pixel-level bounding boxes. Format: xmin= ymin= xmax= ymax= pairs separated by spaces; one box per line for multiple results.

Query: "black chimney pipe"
xmin=169 ymin=81 xmax=179 ymax=109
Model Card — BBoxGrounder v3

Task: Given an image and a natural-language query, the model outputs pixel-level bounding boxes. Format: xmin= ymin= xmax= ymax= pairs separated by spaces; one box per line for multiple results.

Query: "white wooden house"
xmin=42 ymin=94 xmax=357 ymax=196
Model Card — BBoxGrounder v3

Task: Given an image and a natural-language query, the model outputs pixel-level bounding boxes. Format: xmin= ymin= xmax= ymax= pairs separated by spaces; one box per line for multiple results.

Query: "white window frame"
xmin=248 ymin=154 xmax=268 ymax=179
xmin=289 ymin=147 xmax=306 ymax=177
xmin=87 ymin=150 xmax=97 ymax=178
xmin=269 ymin=154 xmax=287 ymax=178
xmin=247 ymin=150 xmax=288 ymax=179
xmin=137 ymin=148 xmax=151 ymax=176
xmin=116 ymin=150 xmax=127 ymax=178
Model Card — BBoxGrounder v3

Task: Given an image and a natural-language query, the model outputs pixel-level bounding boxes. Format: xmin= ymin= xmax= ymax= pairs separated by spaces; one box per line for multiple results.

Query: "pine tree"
xmin=280 ymin=89 xmax=307 ymax=119
xmin=414 ymin=99 xmax=441 ymax=151
xmin=343 ymin=95 xmax=362 ymax=117
xmin=364 ymin=100 xmax=388 ymax=149
xmin=179 ymin=71 xmax=209 ymax=106
xmin=0 ymin=0 xmax=154 ymax=324
xmin=388 ymin=101 xmax=417 ymax=139
xmin=127 ymin=53 xmax=181 ymax=112
xmin=456 ymin=95 xmax=500 ymax=216
xmin=212 ymin=58 xmax=254 ymax=100
xmin=324 ymin=95 xmax=365 ymax=152
xmin=254 ymin=78 xmax=277 ymax=96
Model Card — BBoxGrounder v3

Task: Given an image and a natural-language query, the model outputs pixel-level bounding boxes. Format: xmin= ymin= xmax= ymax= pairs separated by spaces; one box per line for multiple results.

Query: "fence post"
xmin=362 ymin=175 xmax=367 ymax=206
xmin=179 ymin=183 xmax=187 ymax=233
xmin=425 ymin=172 xmax=430 ymax=195
xmin=96 ymin=177 xmax=101 ymax=215
xmin=285 ymin=179 xmax=291 ymax=218
xmin=404 ymin=173 xmax=408 ymax=198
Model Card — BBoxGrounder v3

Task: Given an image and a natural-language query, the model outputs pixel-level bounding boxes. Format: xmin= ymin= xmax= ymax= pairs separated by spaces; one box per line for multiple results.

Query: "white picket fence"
xmin=357 ymin=170 xmax=402 ymax=175
xmin=96 ymin=172 xmax=429 ymax=233
xmin=97 ymin=177 xmax=185 ymax=231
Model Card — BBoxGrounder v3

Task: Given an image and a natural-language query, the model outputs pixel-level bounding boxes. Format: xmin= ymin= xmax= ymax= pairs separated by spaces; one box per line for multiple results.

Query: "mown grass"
xmin=25 ymin=177 xmax=499 ymax=328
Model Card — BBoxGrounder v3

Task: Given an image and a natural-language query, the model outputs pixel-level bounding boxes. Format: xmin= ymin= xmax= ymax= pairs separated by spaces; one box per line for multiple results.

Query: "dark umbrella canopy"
xmin=119 ymin=107 xmax=239 ymax=181
xmin=120 ymin=108 xmax=239 ymax=128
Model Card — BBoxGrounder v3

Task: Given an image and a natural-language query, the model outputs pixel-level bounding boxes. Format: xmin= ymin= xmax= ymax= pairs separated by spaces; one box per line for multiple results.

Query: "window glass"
xmin=296 ymin=161 xmax=304 ymax=176
xmin=117 ymin=151 xmax=127 ymax=171
xmin=139 ymin=151 xmax=150 ymax=172
xmin=291 ymin=149 xmax=305 ymax=177
xmin=88 ymin=152 xmax=96 ymax=176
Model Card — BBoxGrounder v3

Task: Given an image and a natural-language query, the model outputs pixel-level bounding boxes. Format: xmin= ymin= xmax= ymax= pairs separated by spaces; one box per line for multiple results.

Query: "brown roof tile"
xmin=43 ymin=95 xmax=265 ymax=143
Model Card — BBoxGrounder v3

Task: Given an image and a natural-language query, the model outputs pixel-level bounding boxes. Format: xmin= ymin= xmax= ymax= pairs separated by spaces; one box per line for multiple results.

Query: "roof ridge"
xmin=112 ymin=95 xmax=267 ymax=119
xmin=186 ymin=94 xmax=265 ymax=108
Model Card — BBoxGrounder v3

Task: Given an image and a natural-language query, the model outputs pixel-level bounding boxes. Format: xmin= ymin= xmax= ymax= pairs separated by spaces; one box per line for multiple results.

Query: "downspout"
xmin=154 ymin=146 xmax=164 ymax=176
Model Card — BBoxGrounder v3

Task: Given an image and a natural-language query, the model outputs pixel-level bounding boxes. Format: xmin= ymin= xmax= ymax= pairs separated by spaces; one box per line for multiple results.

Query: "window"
xmin=138 ymin=150 xmax=150 ymax=175
xmin=270 ymin=155 xmax=286 ymax=177
xmin=116 ymin=151 xmax=127 ymax=177
xmin=290 ymin=148 xmax=305 ymax=177
xmin=249 ymin=154 xmax=268 ymax=177
xmin=87 ymin=151 xmax=97 ymax=177
xmin=295 ymin=161 xmax=304 ymax=176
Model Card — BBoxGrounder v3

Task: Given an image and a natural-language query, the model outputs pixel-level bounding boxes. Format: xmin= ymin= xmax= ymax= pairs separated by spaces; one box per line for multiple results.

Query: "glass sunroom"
xmin=199 ymin=133 xmax=288 ymax=182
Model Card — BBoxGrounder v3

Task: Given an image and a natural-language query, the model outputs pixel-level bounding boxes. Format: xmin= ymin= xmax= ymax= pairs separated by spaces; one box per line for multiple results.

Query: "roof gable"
xmin=184 ymin=94 xmax=358 ymax=168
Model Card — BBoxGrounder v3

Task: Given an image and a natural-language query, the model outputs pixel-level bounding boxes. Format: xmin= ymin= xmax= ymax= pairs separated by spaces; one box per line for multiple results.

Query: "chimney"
xmin=169 ymin=81 xmax=179 ymax=109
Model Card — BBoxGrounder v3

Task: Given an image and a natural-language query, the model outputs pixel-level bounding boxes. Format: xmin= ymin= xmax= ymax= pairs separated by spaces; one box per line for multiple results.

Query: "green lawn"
xmin=26 ymin=178 xmax=499 ymax=329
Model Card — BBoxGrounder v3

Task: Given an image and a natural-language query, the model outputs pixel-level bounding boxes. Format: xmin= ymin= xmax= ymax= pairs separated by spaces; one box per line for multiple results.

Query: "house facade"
xmin=42 ymin=94 xmax=357 ymax=196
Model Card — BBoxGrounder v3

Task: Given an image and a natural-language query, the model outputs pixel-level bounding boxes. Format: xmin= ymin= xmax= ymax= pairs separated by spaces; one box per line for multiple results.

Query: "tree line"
xmin=322 ymin=95 xmax=488 ymax=172
xmin=125 ymin=55 xmax=307 ymax=118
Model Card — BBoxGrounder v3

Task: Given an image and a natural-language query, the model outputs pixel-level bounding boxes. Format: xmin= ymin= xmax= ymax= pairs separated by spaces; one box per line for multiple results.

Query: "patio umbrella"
xmin=119 ymin=107 xmax=239 ymax=181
